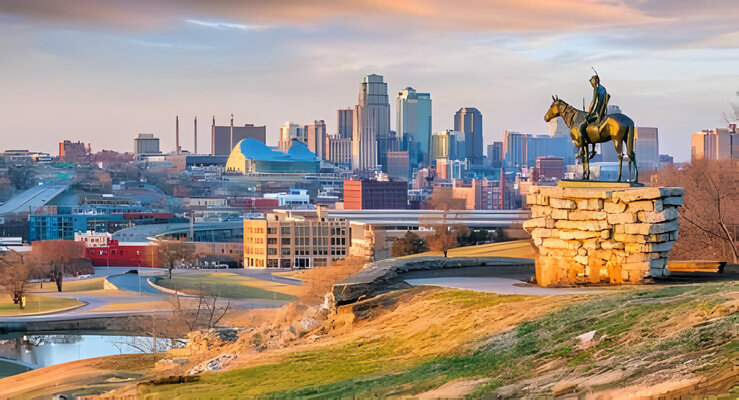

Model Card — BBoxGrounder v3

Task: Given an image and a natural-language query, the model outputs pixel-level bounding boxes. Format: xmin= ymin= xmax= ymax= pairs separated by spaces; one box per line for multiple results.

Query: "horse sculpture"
xmin=544 ymin=96 xmax=638 ymax=182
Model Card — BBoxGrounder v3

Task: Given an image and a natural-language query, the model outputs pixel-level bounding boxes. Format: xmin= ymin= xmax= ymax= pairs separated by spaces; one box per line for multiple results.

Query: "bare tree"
xmin=157 ymin=241 xmax=197 ymax=279
xmin=114 ymin=288 xmax=230 ymax=362
xmin=422 ymin=190 xmax=468 ymax=258
xmin=0 ymin=249 xmax=35 ymax=308
xmin=171 ymin=288 xmax=231 ymax=332
xmin=649 ymin=159 xmax=738 ymax=263
xmin=31 ymin=240 xmax=86 ymax=292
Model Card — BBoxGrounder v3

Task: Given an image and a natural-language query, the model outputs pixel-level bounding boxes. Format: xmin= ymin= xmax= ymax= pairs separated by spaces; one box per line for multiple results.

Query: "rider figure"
xmin=580 ymin=74 xmax=608 ymax=158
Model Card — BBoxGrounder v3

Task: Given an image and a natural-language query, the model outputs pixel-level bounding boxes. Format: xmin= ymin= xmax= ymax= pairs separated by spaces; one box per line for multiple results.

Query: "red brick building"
xmin=343 ymin=179 xmax=408 ymax=210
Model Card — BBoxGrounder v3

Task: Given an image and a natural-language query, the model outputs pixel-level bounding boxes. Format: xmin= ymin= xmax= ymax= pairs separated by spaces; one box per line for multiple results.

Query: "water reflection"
xmin=0 ymin=332 xmax=180 ymax=370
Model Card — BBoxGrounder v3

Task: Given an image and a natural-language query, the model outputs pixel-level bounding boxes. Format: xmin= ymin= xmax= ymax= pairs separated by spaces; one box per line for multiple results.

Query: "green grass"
xmin=430 ymin=290 xmax=527 ymax=308
xmin=0 ymin=294 xmax=83 ymax=316
xmin=138 ymin=281 xmax=737 ymax=399
xmin=28 ymin=277 xmax=106 ymax=292
xmin=0 ymin=359 xmax=32 ymax=379
xmin=153 ymin=273 xmax=296 ymax=301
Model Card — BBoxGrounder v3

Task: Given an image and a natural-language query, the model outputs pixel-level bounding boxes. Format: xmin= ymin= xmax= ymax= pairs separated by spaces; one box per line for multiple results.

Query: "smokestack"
xmin=211 ymin=116 xmax=215 ymax=155
xmin=194 ymin=116 xmax=198 ymax=154
xmin=176 ymin=115 xmax=180 ymax=155
xmin=230 ymin=113 xmax=234 ymax=151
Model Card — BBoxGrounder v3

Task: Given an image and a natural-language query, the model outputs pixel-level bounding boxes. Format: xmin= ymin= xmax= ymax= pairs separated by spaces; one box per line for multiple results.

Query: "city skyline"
xmin=1 ymin=1 xmax=738 ymax=161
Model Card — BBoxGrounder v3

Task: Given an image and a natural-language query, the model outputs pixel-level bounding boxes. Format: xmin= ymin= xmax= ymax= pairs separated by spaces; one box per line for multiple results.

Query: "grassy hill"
xmin=140 ymin=281 xmax=737 ymax=398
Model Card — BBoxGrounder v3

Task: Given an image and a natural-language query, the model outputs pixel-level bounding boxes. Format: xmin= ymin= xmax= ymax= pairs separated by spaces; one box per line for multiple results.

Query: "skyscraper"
xmin=352 ymin=74 xmax=390 ymax=171
xmin=337 ymin=108 xmax=353 ymax=139
xmin=211 ymin=118 xmax=266 ymax=155
xmin=634 ymin=127 xmax=659 ymax=171
xmin=397 ymin=87 xmax=432 ymax=169
xmin=454 ymin=107 xmax=483 ymax=164
xmin=278 ymin=122 xmax=306 ymax=152
xmin=307 ymin=120 xmax=327 ymax=159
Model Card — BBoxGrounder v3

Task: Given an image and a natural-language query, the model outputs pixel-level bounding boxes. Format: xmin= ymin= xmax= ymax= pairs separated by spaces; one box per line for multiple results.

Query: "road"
xmin=0 ymin=267 xmax=297 ymax=323
xmin=401 ymin=266 xmax=609 ymax=295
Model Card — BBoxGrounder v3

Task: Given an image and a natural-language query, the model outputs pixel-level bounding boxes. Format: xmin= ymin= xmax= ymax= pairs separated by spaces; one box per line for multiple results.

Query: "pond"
xmin=0 ymin=332 xmax=183 ymax=378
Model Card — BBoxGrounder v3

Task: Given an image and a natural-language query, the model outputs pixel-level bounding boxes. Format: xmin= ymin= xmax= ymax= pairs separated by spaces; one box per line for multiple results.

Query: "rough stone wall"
xmin=524 ymin=186 xmax=684 ymax=287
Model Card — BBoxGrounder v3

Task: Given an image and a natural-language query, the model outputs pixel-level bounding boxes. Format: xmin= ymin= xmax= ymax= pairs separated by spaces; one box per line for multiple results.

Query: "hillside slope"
xmin=139 ymin=281 xmax=737 ymax=399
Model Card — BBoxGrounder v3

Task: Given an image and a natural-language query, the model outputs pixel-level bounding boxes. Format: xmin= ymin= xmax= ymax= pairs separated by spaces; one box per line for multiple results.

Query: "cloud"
xmin=0 ymin=0 xmax=664 ymax=33
xmin=184 ymin=18 xmax=267 ymax=32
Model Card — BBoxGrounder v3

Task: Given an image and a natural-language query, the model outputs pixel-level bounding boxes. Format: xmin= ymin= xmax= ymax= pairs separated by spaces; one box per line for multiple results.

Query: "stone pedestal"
xmin=524 ymin=185 xmax=684 ymax=287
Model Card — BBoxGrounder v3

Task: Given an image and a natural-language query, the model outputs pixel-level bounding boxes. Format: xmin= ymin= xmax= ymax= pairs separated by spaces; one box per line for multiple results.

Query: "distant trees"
xmin=649 ymin=160 xmax=738 ymax=263
xmin=0 ymin=249 xmax=36 ymax=309
xmin=31 ymin=240 xmax=86 ymax=292
xmin=157 ymin=241 xmax=197 ymax=279
xmin=422 ymin=191 xmax=469 ymax=258
xmin=391 ymin=232 xmax=429 ymax=257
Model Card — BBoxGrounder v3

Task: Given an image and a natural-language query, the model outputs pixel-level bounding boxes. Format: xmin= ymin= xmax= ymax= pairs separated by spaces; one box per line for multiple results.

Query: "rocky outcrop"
xmin=525 ymin=186 xmax=683 ymax=286
xmin=332 ymin=256 xmax=534 ymax=305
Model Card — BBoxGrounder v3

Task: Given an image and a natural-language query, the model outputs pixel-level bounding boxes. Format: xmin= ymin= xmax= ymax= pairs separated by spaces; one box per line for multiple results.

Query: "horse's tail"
xmin=627 ymin=125 xmax=638 ymax=182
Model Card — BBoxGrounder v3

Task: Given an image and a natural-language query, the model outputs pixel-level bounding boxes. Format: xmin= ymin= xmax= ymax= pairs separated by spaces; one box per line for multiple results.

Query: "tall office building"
xmin=134 ymin=133 xmax=161 ymax=158
xmin=454 ymin=107 xmax=483 ymax=164
xmin=487 ymin=141 xmax=503 ymax=168
xmin=337 ymin=108 xmax=353 ymax=139
xmin=352 ymin=74 xmax=390 ymax=171
xmin=278 ymin=122 xmax=306 ymax=152
xmin=691 ymin=128 xmax=737 ymax=161
xmin=503 ymin=130 xmax=576 ymax=168
xmin=306 ymin=120 xmax=327 ymax=159
xmin=397 ymin=87 xmax=432 ymax=169
xmin=211 ymin=118 xmax=266 ymax=155
xmin=634 ymin=127 xmax=659 ymax=170
xmin=327 ymin=135 xmax=352 ymax=167
xmin=431 ymin=130 xmax=466 ymax=161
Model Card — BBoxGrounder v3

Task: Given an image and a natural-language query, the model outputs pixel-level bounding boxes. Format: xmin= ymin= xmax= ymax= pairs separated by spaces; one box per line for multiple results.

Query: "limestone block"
xmin=527 ymin=194 xmax=549 ymax=206
xmin=614 ymin=224 xmax=625 ymax=234
xmin=529 ymin=186 xmax=541 ymax=195
xmin=577 ymin=247 xmax=587 ymax=256
xmin=626 ymin=200 xmax=663 ymax=213
xmin=523 ymin=217 xmax=555 ymax=231
xmin=662 ymin=196 xmax=683 ymax=206
xmin=531 ymin=205 xmax=552 ymax=218
xmin=569 ymin=210 xmax=607 ymax=221
xmin=537 ymin=187 xmax=565 ymax=198
xmin=612 ymin=187 xmax=684 ymax=202
xmin=556 ymin=219 xmax=608 ymax=231
xmin=626 ymin=241 xmax=676 ymax=253
xmin=576 ymin=198 xmax=604 ymax=210
xmin=574 ymin=255 xmax=589 ymax=265
xmin=582 ymin=238 xmax=600 ymax=250
xmin=670 ymin=231 xmax=678 ymax=241
xmin=625 ymin=252 xmax=661 ymax=263
xmin=558 ymin=230 xmax=599 ymax=240
xmin=531 ymin=228 xmax=556 ymax=239
xmin=549 ymin=198 xmax=577 ymax=209
xmin=551 ymin=208 xmax=569 ymax=220
xmin=542 ymin=248 xmax=579 ymax=257
xmin=645 ymin=233 xmax=671 ymax=243
xmin=600 ymin=241 xmax=624 ymax=250
xmin=604 ymin=201 xmax=627 ymax=213
xmin=534 ymin=236 xmax=543 ymax=246
xmin=600 ymin=229 xmax=611 ymax=240
xmin=649 ymin=267 xmax=666 ymax=277
xmin=613 ymin=233 xmax=646 ymax=243
xmin=562 ymin=187 xmax=613 ymax=199
xmin=542 ymin=238 xmax=581 ymax=249
xmin=607 ymin=212 xmax=637 ymax=225
xmin=623 ymin=220 xmax=678 ymax=235
xmin=637 ymin=207 xmax=678 ymax=223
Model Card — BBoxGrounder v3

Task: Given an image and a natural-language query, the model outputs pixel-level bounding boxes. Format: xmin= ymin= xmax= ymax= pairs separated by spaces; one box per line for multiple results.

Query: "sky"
xmin=1 ymin=0 xmax=738 ymax=162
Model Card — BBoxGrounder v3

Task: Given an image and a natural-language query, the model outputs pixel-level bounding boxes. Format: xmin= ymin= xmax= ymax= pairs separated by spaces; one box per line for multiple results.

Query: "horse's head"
xmin=545 ymin=95 xmax=562 ymax=122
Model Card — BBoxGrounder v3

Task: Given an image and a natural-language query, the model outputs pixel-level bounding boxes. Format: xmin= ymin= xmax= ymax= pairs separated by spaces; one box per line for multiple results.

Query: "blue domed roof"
xmin=237 ymin=138 xmax=318 ymax=162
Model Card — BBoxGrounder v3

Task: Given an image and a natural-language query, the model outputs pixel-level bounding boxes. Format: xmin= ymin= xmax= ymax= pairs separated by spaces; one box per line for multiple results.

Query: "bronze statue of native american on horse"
xmin=544 ymin=74 xmax=638 ymax=182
